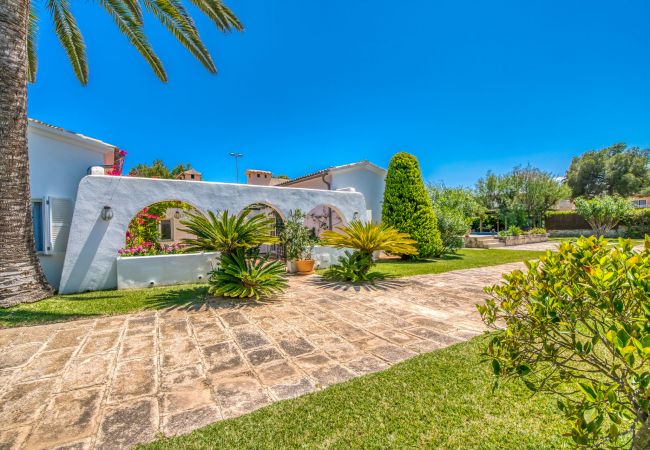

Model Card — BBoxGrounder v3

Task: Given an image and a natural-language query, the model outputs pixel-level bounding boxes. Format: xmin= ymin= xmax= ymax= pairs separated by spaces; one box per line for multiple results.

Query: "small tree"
xmin=382 ymin=153 xmax=442 ymax=257
xmin=575 ymin=195 xmax=633 ymax=237
xmin=427 ymin=183 xmax=484 ymax=253
xmin=478 ymin=237 xmax=650 ymax=449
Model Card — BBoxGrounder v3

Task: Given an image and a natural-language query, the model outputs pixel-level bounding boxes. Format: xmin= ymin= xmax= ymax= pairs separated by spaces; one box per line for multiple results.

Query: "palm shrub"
xmin=209 ymin=250 xmax=288 ymax=300
xmin=478 ymin=236 xmax=650 ymax=448
xmin=181 ymin=209 xmax=286 ymax=299
xmin=320 ymin=220 xmax=417 ymax=282
xmin=180 ymin=209 xmax=278 ymax=254
xmin=382 ymin=152 xmax=443 ymax=257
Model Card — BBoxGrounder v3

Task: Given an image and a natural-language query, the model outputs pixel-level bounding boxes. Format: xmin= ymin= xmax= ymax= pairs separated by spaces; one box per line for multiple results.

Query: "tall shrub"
xmin=382 ymin=153 xmax=442 ymax=257
xmin=575 ymin=195 xmax=632 ymax=237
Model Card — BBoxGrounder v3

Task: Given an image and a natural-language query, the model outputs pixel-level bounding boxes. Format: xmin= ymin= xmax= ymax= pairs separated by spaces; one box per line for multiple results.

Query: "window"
xmin=190 ymin=174 xmax=195 ymax=179
xmin=32 ymin=200 xmax=44 ymax=252
xmin=632 ymin=199 xmax=648 ymax=208
xmin=160 ymin=220 xmax=172 ymax=241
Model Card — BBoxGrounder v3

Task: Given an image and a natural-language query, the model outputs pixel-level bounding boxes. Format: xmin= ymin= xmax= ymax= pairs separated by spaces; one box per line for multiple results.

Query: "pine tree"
xmin=382 ymin=152 xmax=442 ymax=257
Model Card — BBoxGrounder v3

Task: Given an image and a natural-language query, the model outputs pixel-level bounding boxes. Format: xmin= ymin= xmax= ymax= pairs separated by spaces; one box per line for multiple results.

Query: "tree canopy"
xmin=566 ymin=143 xmax=650 ymax=198
xmin=476 ymin=165 xmax=568 ymax=229
xmin=128 ymin=160 xmax=192 ymax=179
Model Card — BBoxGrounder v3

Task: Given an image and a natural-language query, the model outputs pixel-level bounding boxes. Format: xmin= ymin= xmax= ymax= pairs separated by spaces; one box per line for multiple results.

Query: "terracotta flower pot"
xmin=295 ymin=259 xmax=316 ymax=274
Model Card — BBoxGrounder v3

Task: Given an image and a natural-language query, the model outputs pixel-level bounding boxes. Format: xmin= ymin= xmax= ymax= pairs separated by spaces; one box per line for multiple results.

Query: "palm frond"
xmin=97 ymin=0 xmax=167 ymax=82
xmin=209 ymin=250 xmax=287 ymax=299
xmin=187 ymin=0 xmax=243 ymax=32
xmin=122 ymin=0 xmax=144 ymax=24
xmin=180 ymin=209 xmax=278 ymax=254
xmin=320 ymin=220 xmax=418 ymax=256
xmin=47 ymin=0 xmax=89 ymax=84
xmin=143 ymin=0 xmax=216 ymax=73
xmin=27 ymin=1 xmax=38 ymax=83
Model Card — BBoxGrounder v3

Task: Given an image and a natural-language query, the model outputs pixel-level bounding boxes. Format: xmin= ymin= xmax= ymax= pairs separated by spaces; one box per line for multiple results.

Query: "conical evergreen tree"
xmin=382 ymin=152 xmax=442 ymax=257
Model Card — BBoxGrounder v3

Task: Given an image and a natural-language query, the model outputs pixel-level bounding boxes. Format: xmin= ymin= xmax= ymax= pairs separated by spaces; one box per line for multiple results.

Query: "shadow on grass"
xmin=0 ymin=285 xmax=211 ymax=328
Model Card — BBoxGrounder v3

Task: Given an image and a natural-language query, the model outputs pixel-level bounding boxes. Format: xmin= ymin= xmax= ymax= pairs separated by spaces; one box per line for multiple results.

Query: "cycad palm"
xmin=30 ymin=0 xmax=243 ymax=84
xmin=320 ymin=220 xmax=418 ymax=256
xmin=180 ymin=209 xmax=279 ymax=254
xmin=0 ymin=0 xmax=241 ymax=306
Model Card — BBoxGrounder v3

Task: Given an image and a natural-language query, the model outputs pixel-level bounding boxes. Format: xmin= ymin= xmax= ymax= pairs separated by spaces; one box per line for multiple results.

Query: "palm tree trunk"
xmin=0 ymin=0 xmax=53 ymax=307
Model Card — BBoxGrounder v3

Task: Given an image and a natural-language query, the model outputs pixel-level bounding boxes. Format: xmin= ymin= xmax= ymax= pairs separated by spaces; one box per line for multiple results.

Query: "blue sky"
xmin=27 ymin=0 xmax=650 ymax=186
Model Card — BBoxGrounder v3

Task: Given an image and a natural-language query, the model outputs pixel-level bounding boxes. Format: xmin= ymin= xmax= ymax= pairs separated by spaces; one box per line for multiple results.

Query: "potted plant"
xmin=279 ymin=209 xmax=319 ymax=274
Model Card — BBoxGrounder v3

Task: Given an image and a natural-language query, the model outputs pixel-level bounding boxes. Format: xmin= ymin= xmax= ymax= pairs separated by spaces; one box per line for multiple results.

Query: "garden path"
xmin=0 ymin=262 xmax=522 ymax=450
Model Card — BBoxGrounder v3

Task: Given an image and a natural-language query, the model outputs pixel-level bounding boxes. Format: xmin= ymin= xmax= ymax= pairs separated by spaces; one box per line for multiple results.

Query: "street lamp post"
xmin=229 ymin=152 xmax=244 ymax=183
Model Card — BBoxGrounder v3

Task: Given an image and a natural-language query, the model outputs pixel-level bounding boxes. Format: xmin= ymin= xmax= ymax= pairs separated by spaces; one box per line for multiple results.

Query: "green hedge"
xmin=622 ymin=209 xmax=650 ymax=238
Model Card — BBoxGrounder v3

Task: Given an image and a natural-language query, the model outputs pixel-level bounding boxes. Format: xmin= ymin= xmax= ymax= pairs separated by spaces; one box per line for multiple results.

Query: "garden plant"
xmin=279 ymin=209 xmax=319 ymax=261
xmin=478 ymin=236 xmax=650 ymax=448
xmin=382 ymin=152 xmax=442 ymax=257
xmin=320 ymin=220 xmax=417 ymax=282
xmin=181 ymin=209 xmax=287 ymax=299
xmin=575 ymin=195 xmax=633 ymax=238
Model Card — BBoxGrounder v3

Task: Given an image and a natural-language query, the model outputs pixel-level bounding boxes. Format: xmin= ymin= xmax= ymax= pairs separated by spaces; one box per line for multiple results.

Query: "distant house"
xmin=28 ymin=119 xmax=118 ymax=289
xmin=176 ymin=168 xmax=202 ymax=181
xmin=246 ymin=160 xmax=387 ymax=225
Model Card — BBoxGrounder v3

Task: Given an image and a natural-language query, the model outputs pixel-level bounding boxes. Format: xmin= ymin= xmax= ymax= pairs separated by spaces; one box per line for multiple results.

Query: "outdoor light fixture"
xmin=353 ymin=212 xmax=360 ymax=220
xmin=174 ymin=209 xmax=182 ymax=220
xmin=101 ymin=206 xmax=114 ymax=221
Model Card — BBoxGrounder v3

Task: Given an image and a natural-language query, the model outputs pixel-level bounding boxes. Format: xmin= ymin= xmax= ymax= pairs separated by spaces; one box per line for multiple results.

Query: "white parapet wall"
xmin=58 ymin=176 xmax=367 ymax=294
xmin=116 ymin=252 xmax=219 ymax=290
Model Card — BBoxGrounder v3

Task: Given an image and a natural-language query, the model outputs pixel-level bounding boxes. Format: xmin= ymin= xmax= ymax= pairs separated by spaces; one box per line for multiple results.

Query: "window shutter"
xmin=45 ymin=197 xmax=73 ymax=254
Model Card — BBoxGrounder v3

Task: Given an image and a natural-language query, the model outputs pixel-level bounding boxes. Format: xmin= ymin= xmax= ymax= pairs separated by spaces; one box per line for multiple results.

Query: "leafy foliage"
xmin=427 ymin=183 xmax=484 ymax=253
xmin=32 ymin=0 xmax=243 ymax=84
xmin=566 ymin=143 xmax=650 ymax=198
xmin=575 ymin=195 xmax=633 ymax=237
xmin=123 ymin=200 xmax=191 ymax=250
xmin=382 ymin=152 xmax=442 ymax=257
xmin=180 ymin=209 xmax=278 ymax=254
xmin=320 ymin=220 xmax=417 ymax=256
xmin=320 ymin=220 xmax=416 ymax=283
xmin=209 ymin=250 xmax=287 ymax=299
xmin=497 ymin=225 xmax=523 ymax=237
xmin=128 ymin=159 xmax=193 ymax=178
xmin=321 ymin=251 xmax=386 ymax=283
xmin=476 ymin=165 xmax=569 ymax=229
xmin=478 ymin=236 xmax=650 ymax=449
xmin=278 ymin=209 xmax=318 ymax=260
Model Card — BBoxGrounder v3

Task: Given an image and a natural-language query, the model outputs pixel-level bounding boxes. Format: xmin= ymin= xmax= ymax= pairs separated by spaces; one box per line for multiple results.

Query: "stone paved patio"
xmin=0 ymin=262 xmax=523 ymax=450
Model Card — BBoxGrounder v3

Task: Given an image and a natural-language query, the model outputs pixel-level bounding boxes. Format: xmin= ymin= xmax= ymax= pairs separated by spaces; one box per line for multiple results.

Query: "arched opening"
xmin=305 ymin=204 xmax=345 ymax=237
xmin=120 ymin=200 xmax=200 ymax=256
xmin=245 ymin=203 xmax=284 ymax=258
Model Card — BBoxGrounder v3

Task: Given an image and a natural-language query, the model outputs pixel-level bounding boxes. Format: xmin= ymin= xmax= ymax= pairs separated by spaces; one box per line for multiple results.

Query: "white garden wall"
xmin=59 ymin=176 xmax=367 ymax=294
xmin=116 ymin=252 xmax=219 ymax=290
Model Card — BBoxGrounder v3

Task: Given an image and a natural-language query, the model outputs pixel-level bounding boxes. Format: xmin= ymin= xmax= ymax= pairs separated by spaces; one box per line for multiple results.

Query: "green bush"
xmin=497 ymin=225 xmax=523 ymax=237
xmin=209 ymin=250 xmax=287 ymax=299
xmin=622 ymin=209 xmax=650 ymax=238
xmin=382 ymin=153 xmax=442 ymax=257
xmin=319 ymin=220 xmax=417 ymax=283
xmin=527 ymin=227 xmax=547 ymax=235
xmin=478 ymin=236 xmax=650 ymax=448
xmin=278 ymin=209 xmax=318 ymax=260
xmin=321 ymin=251 xmax=386 ymax=284
xmin=575 ymin=195 xmax=633 ymax=237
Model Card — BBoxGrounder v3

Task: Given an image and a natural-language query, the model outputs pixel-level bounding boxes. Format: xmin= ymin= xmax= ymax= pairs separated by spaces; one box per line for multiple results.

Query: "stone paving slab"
xmin=0 ymin=262 xmax=524 ymax=449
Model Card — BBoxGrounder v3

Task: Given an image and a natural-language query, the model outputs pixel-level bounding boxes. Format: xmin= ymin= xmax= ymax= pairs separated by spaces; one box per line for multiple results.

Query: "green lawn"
xmin=0 ymin=284 xmax=209 ymax=328
xmin=374 ymin=248 xmax=545 ymax=277
xmin=0 ymin=248 xmax=545 ymax=328
xmin=139 ymin=335 xmax=570 ymax=449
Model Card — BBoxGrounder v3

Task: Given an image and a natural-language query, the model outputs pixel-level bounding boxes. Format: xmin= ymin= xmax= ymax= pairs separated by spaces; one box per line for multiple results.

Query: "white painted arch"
xmin=58 ymin=176 xmax=367 ymax=294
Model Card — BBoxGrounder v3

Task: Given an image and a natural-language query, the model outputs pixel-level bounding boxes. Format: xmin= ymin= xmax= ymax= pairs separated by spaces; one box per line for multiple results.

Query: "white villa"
xmin=27 ymin=119 xmax=119 ymax=289
xmin=27 ymin=120 xmax=373 ymax=293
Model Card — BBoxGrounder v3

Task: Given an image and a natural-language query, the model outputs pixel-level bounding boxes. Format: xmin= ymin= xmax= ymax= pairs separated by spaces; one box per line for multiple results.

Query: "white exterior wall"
xmin=117 ymin=252 xmax=219 ymax=289
xmin=59 ymin=176 xmax=367 ymax=294
xmin=330 ymin=168 xmax=386 ymax=223
xmin=28 ymin=125 xmax=113 ymax=289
